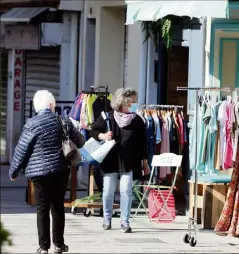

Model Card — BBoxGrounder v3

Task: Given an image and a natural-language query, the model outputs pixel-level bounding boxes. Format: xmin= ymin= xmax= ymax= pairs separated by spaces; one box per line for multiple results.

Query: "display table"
xmin=188 ymin=180 xmax=228 ymax=229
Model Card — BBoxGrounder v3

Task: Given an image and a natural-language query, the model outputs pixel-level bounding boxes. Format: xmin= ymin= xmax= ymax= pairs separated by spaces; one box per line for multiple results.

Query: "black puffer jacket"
xmin=9 ymin=109 xmax=85 ymax=179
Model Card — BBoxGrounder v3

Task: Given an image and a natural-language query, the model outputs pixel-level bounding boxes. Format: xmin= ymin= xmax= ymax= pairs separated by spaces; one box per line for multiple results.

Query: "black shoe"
xmin=36 ymin=248 xmax=48 ymax=254
xmin=54 ymin=244 xmax=69 ymax=254
xmin=121 ymin=223 xmax=132 ymax=233
xmin=102 ymin=220 xmax=111 ymax=230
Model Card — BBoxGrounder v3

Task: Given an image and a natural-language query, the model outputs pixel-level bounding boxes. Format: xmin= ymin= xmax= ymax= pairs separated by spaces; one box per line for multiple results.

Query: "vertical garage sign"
xmin=13 ymin=49 xmax=23 ymax=112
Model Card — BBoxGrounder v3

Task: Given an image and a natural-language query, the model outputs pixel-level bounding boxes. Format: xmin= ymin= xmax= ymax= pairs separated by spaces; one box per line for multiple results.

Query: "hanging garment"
xmin=69 ymin=93 xmax=84 ymax=121
xmin=201 ymin=104 xmax=211 ymax=164
xmin=152 ymin=111 xmax=162 ymax=144
xmin=177 ymin=112 xmax=185 ymax=146
xmin=159 ymin=114 xmax=171 ymax=179
xmin=224 ymin=103 xmax=235 ymax=169
xmin=214 ymin=120 xmax=221 ymax=171
xmin=169 ymin=114 xmax=179 ymax=155
xmin=92 ymin=96 xmax=112 ymax=121
xmin=145 ymin=114 xmax=155 ymax=167
xmin=206 ymin=104 xmax=218 ymax=174
xmin=218 ymin=101 xmax=228 ymax=169
xmin=196 ymin=103 xmax=206 ymax=172
xmin=86 ymin=94 xmax=97 ymax=124
xmin=80 ymin=94 xmax=89 ymax=129
xmin=189 ymin=106 xmax=197 ymax=170
xmin=214 ymin=140 xmax=239 ymax=237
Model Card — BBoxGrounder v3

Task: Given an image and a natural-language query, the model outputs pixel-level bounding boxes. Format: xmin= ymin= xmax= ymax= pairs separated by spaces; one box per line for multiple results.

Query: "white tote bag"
xmin=79 ymin=112 xmax=116 ymax=166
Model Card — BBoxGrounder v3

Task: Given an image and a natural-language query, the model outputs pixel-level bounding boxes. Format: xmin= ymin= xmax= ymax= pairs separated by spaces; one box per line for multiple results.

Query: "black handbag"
xmin=58 ymin=116 xmax=82 ymax=167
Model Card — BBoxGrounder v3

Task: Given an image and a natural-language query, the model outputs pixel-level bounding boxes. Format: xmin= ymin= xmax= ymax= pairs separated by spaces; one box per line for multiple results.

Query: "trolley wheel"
xmin=189 ymin=237 xmax=197 ymax=247
xmin=99 ymin=208 xmax=103 ymax=217
xmin=72 ymin=207 xmax=77 ymax=215
xmin=83 ymin=209 xmax=91 ymax=217
xmin=183 ymin=234 xmax=190 ymax=244
xmin=112 ymin=211 xmax=118 ymax=217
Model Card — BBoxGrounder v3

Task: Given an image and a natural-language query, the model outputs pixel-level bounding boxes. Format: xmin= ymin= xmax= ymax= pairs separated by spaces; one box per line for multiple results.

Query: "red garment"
xmin=177 ymin=114 xmax=185 ymax=145
xmin=224 ymin=103 xmax=234 ymax=169
xmin=214 ymin=141 xmax=239 ymax=237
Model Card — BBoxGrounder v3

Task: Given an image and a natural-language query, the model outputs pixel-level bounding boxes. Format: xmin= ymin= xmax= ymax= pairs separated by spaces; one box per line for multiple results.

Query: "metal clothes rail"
xmin=176 ymin=86 xmax=231 ymax=247
xmin=138 ymin=104 xmax=184 ymax=109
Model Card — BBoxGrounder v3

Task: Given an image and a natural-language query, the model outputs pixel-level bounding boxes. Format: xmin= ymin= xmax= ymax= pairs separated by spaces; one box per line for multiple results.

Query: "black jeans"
xmin=32 ymin=170 xmax=69 ymax=250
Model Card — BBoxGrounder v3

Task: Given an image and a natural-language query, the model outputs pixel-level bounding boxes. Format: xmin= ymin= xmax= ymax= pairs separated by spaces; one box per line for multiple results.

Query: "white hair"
xmin=33 ymin=90 xmax=56 ymax=113
xmin=111 ymin=88 xmax=138 ymax=111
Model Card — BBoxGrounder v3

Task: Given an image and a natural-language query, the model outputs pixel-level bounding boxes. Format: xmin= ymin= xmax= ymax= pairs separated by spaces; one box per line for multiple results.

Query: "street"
xmin=1 ymin=167 xmax=239 ymax=253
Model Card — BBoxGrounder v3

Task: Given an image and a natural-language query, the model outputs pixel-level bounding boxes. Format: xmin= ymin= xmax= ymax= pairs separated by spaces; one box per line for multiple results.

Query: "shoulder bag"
xmin=58 ymin=116 xmax=82 ymax=167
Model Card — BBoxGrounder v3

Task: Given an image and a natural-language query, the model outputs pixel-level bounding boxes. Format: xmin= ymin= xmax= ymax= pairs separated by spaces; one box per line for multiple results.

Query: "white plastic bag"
xmin=79 ymin=111 xmax=115 ymax=166
xmin=80 ymin=138 xmax=116 ymax=166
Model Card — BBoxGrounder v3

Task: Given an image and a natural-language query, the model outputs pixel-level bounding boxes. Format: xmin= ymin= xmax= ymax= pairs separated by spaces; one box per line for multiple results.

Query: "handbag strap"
xmin=57 ymin=116 xmax=69 ymax=139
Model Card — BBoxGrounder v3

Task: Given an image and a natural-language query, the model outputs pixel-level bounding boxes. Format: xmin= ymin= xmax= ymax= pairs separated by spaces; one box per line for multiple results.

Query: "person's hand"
xmin=99 ymin=131 xmax=113 ymax=141
xmin=143 ymin=160 xmax=150 ymax=176
xmin=10 ymin=178 xmax=16 ymax=181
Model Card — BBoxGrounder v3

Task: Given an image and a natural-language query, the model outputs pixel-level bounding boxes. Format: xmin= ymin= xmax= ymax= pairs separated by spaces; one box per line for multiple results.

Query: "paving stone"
xmin=1 ymin=168 xmax=239 ymax=253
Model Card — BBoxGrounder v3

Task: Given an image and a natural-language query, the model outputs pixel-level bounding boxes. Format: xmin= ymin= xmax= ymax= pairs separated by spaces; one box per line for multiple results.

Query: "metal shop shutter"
xmin=0 ymin=48 xmax=8 ymax=161
xmin=24 ymin=47 xmax=60 ymax=122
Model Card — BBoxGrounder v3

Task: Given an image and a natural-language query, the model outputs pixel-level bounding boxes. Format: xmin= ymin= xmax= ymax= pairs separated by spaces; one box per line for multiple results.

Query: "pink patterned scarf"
xmin=114 ymin=111 xmax=136 ymax=128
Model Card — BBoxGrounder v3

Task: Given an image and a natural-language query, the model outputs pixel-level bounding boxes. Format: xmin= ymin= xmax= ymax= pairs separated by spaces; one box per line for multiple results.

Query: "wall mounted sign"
xmin=5 ymin=24 xmax=40 ymax=50
xmin=13 ymin=49 xmax=23 ymax=112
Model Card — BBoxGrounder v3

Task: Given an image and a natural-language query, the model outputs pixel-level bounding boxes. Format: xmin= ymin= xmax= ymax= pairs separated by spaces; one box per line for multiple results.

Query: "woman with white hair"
xmin=9 ymin=90 xmax=85 ymax=254
xmin=90 ymin=88 xmax=150 ymax=233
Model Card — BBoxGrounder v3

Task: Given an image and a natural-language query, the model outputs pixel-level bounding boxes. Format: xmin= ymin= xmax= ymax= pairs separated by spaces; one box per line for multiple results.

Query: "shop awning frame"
xmin=0 ymin=7 xmax=50 ymax=23
xmin=126 ymin=1 xmax=228 ymax=25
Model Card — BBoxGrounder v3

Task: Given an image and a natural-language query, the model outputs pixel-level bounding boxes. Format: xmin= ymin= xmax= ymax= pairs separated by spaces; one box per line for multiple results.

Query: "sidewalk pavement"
xmin=1 ymin=167 xmax=239 ymax=253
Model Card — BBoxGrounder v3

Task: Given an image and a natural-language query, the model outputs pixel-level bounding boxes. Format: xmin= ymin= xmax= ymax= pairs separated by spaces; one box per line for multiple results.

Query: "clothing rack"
xmin=177 ymin=86 xmax=231 ymax=247
xmin=72 ymin=85 xmax=119 ymax=217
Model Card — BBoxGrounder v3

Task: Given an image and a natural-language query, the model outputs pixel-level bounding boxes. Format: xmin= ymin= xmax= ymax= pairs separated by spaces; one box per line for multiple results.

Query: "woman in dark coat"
xmin=90 ymin=88 xmax=150 ymax=233
xmin=9 ymin=90 xmax=85 ymax=254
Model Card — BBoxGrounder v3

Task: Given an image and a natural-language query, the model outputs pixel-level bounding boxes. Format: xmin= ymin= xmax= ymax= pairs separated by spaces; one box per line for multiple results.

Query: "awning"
xmin=0 ymin=7 xmax=49 ymax=23
xmin=126 ymin=1 xmax=228 ymax=25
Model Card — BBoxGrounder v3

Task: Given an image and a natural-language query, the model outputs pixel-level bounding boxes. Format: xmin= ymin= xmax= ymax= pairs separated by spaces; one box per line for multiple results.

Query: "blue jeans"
xmin=103 ymin=171 xmax=133 ymax=224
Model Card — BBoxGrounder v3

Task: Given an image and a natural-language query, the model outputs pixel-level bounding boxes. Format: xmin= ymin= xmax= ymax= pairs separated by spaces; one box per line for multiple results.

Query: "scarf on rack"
xmin=114 ymin=111 xmax=136 ymax=128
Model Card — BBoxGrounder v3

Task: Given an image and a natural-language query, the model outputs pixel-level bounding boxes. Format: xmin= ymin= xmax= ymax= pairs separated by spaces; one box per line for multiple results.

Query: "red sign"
xmin=14 ymin=49 xmax=23 ymax=111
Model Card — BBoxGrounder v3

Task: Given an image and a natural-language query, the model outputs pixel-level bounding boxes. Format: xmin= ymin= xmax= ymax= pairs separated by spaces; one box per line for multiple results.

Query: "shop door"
xmin=167 ymin=46 xmax=189 ymax=117
xmin=0 ymin=49 xmax=8 ymax=163
xmin=24 ymin=47 xmax=60 ymax=122
xmin=219 ymin=39 xmax=239 ymax=91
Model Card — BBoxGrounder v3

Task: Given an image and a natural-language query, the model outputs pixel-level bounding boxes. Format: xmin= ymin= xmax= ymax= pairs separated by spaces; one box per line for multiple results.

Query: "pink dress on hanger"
xmin=159 ymin=114 xmax=171 ymax=179
xmin=224 ymin=103 xmax=235 ymax=169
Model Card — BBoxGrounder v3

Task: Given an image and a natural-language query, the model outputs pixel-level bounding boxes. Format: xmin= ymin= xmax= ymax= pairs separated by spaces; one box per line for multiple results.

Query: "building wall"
xmin=81 ymin=0 xmax=144 ymax=94
xmin=127 ymin=23 xmax=143 ymax=92
xmin=210 ymin=28 xmax=239 ymax=88
xmin=94 ymin=6 xmax=125 ymax=93
xmin=60 ymin=11 xmax=80 ymax=101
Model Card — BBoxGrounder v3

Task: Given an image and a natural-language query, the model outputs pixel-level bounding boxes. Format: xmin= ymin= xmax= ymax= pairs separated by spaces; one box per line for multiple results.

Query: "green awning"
xmin=126 ymin=1 xmax=228 ymax=25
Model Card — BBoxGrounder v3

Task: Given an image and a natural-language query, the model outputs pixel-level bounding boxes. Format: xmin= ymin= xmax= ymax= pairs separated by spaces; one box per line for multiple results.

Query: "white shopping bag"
xmin=80 ymin=138 xmax=116 ymax=166
xmin=79 ymin=111 xmax=116 ymax=166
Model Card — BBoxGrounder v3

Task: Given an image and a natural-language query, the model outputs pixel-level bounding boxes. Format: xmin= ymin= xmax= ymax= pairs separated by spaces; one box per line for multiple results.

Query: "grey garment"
xmin=201 ymin=103 xmax=210 ymax=163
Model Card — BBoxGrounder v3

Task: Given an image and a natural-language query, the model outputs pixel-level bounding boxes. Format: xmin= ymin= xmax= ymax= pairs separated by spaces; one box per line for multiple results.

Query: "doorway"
xmin=167 ymin=46 xmax=189 ymax=119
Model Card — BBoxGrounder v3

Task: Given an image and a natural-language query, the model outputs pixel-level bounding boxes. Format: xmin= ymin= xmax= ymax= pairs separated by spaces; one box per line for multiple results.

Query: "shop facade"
xmin=207 ymin=3 xmax=239 ymax=91
xmin=80 ymin=0 xmax=127 ymax=93
xmin=125 ymin=0 xmax=228 ymax=116
xmin=0 ymin=20 xmax=8 ymax=164
xmin=0 ymin=0 xmax=83 ymax=162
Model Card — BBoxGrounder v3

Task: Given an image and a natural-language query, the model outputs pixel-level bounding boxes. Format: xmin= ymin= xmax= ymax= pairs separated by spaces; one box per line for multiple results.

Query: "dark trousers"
xmin=32 ymin=170 xmax=69 ymax=250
